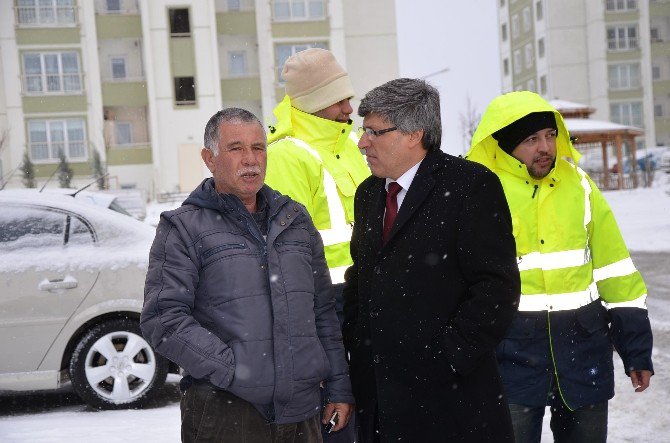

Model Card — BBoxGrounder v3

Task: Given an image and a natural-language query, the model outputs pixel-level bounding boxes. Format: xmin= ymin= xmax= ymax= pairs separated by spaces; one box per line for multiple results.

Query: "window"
xmin=500 ymin=0 xmax=505 ymax=6
xmin=28 ymin=119 xmax=87 ymax=162
xmin=111 ymin=57 xmax=127 ymax=79
xmin=227 ymin=0 xmax=241 ymax=11
xmin=0 ymin=206 xmax=94 ymax=251
xmin=606 ymin=0 xmax=637 ymax=11
xmin=655 ymin=104 xmax=664 ymax=118
xmin=652 ymin=66 xmax=661 ymax=80
xmin=169 ymin=8 xmax=190 ymax=36
xmin=610 ymin=102 xmax=643 ymax=126
xmin=501 ymin=23 xmax=507 ymax=41
xmin=538 ymin=38 xmax=545 ymax=58
xmin=513 ymin=49 xmax=521 ymax=74
xmin=522 ymin=7 xmax=531 ymax=32
xmin=22 ymin=52 xmax=81 ymax=94
xmin=228 ymin=51 xmax=247 ymax=76
xmin=540 ymin=75 xmax=547 ymax=94
xmin=607 ymin=25 xmax=638 ymax=50
xmin=525 ymin=43 xmax=534 ymax=68
xmin=106 ymin=0 xmax=121 ymax=13
xmin=608 ymin=63 xmax=641 ymax=89
xmin=650 ymin=28 xmax=661 ymax=42
xmin=527 ymin=79 xmax=536 ymax=92
xmin=273 ymin=0 xmax=325 ymax=21
xmin=275 ymin=42 xmax=327 ymax=81
xmin=511 ymin=15 xmax=519 ymax=38
xmin=115 ymin=122 xmax=133 ymax=146
xmin=536 ymin=1 xmax=543 ymax=20
xmin=174 ymin=77 xmax=196 ymax=104
xmin=503 ymin=58 xmax=509 ymax=76
xmin=16 ymin=0 xmax=75 ymax=26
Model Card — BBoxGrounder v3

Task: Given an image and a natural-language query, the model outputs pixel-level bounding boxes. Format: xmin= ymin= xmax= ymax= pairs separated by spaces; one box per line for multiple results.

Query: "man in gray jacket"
xmin=141 ymin=108 xmax=354 ymax=442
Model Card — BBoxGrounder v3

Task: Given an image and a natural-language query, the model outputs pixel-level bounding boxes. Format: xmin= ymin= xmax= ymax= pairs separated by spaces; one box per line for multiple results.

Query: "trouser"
xmin=181 ymin=383 xmax=322 ymax=443
xmin=508 ymin=383 xmax=608 ymax=443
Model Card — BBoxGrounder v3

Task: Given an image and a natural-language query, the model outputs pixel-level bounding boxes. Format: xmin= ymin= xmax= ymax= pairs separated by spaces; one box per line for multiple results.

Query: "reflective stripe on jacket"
xmin=466 ymin=91 xmax=653 ymax=409
xmin=266 ymin=96 xmax=370 ymax=283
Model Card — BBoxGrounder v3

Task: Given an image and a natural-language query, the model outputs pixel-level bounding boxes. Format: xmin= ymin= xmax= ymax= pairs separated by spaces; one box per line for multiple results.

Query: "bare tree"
xmin=459 ymin=95 xmax=481 ymax=154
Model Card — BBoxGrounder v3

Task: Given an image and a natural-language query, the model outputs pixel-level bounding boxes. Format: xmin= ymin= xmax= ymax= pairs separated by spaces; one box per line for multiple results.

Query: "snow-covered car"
xmin=0 ymin=189 xmax=168 ymax=409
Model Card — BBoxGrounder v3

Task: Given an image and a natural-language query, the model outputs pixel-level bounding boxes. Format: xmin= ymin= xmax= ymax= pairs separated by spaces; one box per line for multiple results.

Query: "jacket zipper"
xmin=531 ymin=184 xmax=539 ymax=199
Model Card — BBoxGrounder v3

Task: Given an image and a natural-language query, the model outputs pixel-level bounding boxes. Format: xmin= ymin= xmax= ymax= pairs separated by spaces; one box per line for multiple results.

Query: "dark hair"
xmin=358 ymin=78 xmax=442 ymax=151
xmin=203 ymin=108 xmax=264 ymax=155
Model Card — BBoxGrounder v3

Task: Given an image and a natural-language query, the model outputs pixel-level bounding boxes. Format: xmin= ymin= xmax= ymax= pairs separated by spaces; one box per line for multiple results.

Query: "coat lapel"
xmin=364 ymin=178 xmax=387 ymax=251
xmin=384 ymin=151 xmax=442 ymax=246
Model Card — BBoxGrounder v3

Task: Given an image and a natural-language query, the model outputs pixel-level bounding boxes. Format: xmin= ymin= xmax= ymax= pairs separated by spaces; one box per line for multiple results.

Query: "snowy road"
xmin=0 ymin=252 xmax=668 ymax=443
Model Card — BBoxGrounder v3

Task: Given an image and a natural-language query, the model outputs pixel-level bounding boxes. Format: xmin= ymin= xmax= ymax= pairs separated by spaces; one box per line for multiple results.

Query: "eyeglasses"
xmin=357 ymin=126 xmax=398 ymax=139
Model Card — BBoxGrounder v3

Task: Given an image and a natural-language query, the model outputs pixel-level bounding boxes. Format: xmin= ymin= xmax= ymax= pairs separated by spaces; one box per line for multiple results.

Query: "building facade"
xmin=498 ymin=0 xmax=670 ymax=149
xmin=0 ymin=0 xmax=399 ymax=196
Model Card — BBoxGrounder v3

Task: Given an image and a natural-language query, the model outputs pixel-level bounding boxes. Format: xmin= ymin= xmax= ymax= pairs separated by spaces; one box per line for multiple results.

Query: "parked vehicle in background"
xmin=0 ymin=189 xmax=169 ymax=409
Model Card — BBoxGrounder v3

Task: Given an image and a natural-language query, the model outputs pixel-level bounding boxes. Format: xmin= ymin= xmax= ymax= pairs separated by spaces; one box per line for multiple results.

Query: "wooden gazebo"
xmin=549 ymin=100 xmax=644 ymax=190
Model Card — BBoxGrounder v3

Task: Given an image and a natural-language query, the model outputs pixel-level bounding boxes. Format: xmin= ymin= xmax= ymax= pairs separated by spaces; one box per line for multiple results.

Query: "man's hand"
xmin=630 ymin=369 xmax=652 ymax=392
xmin=322 ymin=402 xmax=353 ymax=432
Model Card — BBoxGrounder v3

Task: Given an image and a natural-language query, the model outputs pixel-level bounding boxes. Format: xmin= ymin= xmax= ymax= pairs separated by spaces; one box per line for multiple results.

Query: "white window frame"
xmin=15 ymin=0 xmax=76 ymax=27
xmin=22 ymin=51 xmax=82 ymax=95
xmin=227 ymin=0 xmax=241 ymax=11
xmin=511 ymin=14 xmax=520 ymax=38
xmin=652 ymin=65 xmax=661 ymax=80
xmin=275 ymin=42 xmax=328 ymax=82
xmin=114 ymin=122 xmax=133 ymax=146
xmin=28 ymin=118 xmax=87 ymax=163
xmin=228 ymin=50 xmax=247 ymax=77
xmin=606 ymin=0 xmax=637 ymax=12
xmin=513 ymin=50 xmax=522 ymax=74
xmin=608 ymin=63 xmax=641 ymax=90
xmin=610 ymin=102 xmax=643 ymax=126
xmin=538 ymin=38 xmax=545 ymax=58
xmin=501 ymin=23 xmax=507 ymax=42
xmin=607 ymin=25 xmax=638 ymax=50
xmin=655 ymin=104 xmax=664 ymax=118
xmin=110 ymin=56 xmax=127 ymax=80
xmin=535 ymin=0 xmax=543 ymax=20
xmin=503 ymin=58 xmax=510 ymax=76
xmin=106 ymin=0 xmax=121 ymax=13
xmin=525 ymin=43 xmax=534 ymax=68
xmin=522 ymin=7 xmax=531 ymax=32
xmin=272 ymin=0 xmax=326 ymax=22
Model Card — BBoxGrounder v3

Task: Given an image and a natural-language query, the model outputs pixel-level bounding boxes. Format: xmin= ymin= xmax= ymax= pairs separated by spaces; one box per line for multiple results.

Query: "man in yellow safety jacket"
xmin=266 ymin=48 xmax=370 ymax=320
xmin=467 ymin=91 xmax=653 ymax=443
xmin=265 ymin=48 xmax=370 ymax=442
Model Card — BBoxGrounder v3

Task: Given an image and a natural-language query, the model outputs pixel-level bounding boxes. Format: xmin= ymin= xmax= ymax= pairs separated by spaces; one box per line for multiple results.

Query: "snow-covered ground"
xmin=1 ymin=175 xmax=669 ymax=443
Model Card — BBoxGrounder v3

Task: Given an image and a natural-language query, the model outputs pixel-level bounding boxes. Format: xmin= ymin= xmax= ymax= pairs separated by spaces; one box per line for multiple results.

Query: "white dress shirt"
xmin=384 ymin=159 xmax=424 ymax=210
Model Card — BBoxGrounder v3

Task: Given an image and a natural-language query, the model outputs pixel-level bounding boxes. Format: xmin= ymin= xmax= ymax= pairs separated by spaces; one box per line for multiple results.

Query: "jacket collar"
xmin=268 ymin=95 xmax=355 ymax=154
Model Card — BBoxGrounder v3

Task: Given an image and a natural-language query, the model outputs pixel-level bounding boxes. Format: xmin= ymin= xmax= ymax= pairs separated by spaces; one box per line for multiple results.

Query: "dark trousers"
xmin=181 ymin=383 xmax=322 ymax=443
xmin=509 ymin=389 xmax=608 ymax=443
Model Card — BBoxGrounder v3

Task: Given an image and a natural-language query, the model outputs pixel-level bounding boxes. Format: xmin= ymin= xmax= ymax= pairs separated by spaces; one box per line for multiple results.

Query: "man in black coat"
xmin=343 ymin=78 xmax=521 ymax=442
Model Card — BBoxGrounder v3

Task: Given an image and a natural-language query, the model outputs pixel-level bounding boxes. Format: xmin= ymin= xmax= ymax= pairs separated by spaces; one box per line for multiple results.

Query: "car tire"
xmin=69 ymin=318 xmax=168 ymax=409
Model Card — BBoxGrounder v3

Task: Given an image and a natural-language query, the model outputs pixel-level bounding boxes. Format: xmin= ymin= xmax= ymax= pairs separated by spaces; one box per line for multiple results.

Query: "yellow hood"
xmin=466 ymin=91 xmax=581 ymax=170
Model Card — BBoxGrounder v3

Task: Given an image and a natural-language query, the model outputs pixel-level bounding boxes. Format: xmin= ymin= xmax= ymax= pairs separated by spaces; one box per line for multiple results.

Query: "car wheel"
xmin=69 ymin=318 xmax=168 ymax=409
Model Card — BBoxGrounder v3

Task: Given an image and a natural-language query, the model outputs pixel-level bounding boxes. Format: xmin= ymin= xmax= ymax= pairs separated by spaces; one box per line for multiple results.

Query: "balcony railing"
xmin=22 ymin=73 xmax=84 ymax=95
xmin=15 ymin=5 xmax=77 ymax=27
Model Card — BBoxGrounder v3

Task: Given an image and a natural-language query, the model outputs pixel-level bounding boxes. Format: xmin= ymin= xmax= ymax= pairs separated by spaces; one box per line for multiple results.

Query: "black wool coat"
xmin=342 ymin=150 xmax=521 ymax=442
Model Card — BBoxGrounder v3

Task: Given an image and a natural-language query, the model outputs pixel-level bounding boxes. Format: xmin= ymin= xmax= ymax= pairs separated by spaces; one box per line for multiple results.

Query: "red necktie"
xmin=383 ymin=182 xmax=402 ymax=244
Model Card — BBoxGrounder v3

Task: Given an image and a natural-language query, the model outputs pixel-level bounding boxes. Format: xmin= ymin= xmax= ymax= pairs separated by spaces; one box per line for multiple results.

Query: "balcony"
xmin=14 ymin=5 xmax=77 ymax=27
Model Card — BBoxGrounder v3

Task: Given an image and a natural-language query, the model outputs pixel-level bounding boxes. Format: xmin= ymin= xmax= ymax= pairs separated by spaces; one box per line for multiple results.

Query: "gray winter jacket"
xmin=141 ymin=178 xmax=353 ymax=424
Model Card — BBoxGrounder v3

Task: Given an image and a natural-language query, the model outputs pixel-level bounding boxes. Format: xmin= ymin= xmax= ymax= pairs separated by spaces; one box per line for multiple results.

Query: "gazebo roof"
xmin=564 ymin=118 xmax=643 ymax=136
xmin=549 ymin=99 xmax=595 ymax=113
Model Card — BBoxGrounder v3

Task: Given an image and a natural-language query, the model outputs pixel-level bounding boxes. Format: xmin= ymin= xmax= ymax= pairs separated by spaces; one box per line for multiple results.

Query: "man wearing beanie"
xmin=467 ymin=91 xmax=653 ymax=442
xmin=265 ymin=48 xmax=368 ymax=442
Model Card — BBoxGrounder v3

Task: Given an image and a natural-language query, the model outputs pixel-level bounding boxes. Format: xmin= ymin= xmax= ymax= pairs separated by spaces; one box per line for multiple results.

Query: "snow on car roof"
xmin=0 ymin=189 xmax=155 ymax=273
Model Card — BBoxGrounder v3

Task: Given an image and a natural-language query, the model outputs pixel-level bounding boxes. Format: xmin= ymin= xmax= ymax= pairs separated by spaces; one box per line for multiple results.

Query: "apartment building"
xmin=498 ymin=0 xmax=670 ymax=150
xmin=0 ymin=0 xmax=399 ymax=197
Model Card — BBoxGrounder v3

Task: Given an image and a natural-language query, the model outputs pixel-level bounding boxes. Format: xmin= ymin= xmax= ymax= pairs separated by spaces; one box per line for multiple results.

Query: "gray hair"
xmin=358 ymin=78 xmax=442 ymax=152
xmin=203 ymin=108 xmax=265 ymax=155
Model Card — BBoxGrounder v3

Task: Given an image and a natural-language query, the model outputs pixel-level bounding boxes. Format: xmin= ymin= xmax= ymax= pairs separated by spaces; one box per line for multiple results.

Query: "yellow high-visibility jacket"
xmin=466 ymin=91 xmax=653 ymax=410
xmin=266 ymin=96 xmax=370 ymax=284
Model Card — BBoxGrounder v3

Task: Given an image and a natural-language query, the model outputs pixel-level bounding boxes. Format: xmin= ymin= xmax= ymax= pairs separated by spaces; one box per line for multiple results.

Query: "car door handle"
xmin=38 ymin=275 xmax=79 ymax=292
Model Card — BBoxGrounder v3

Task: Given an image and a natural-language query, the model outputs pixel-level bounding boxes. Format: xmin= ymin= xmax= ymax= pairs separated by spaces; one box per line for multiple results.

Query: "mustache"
xmin=534 ymin=154 xmax=554 ymax=162
xmin=237 ymin=167 xmax=262 ymax=176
